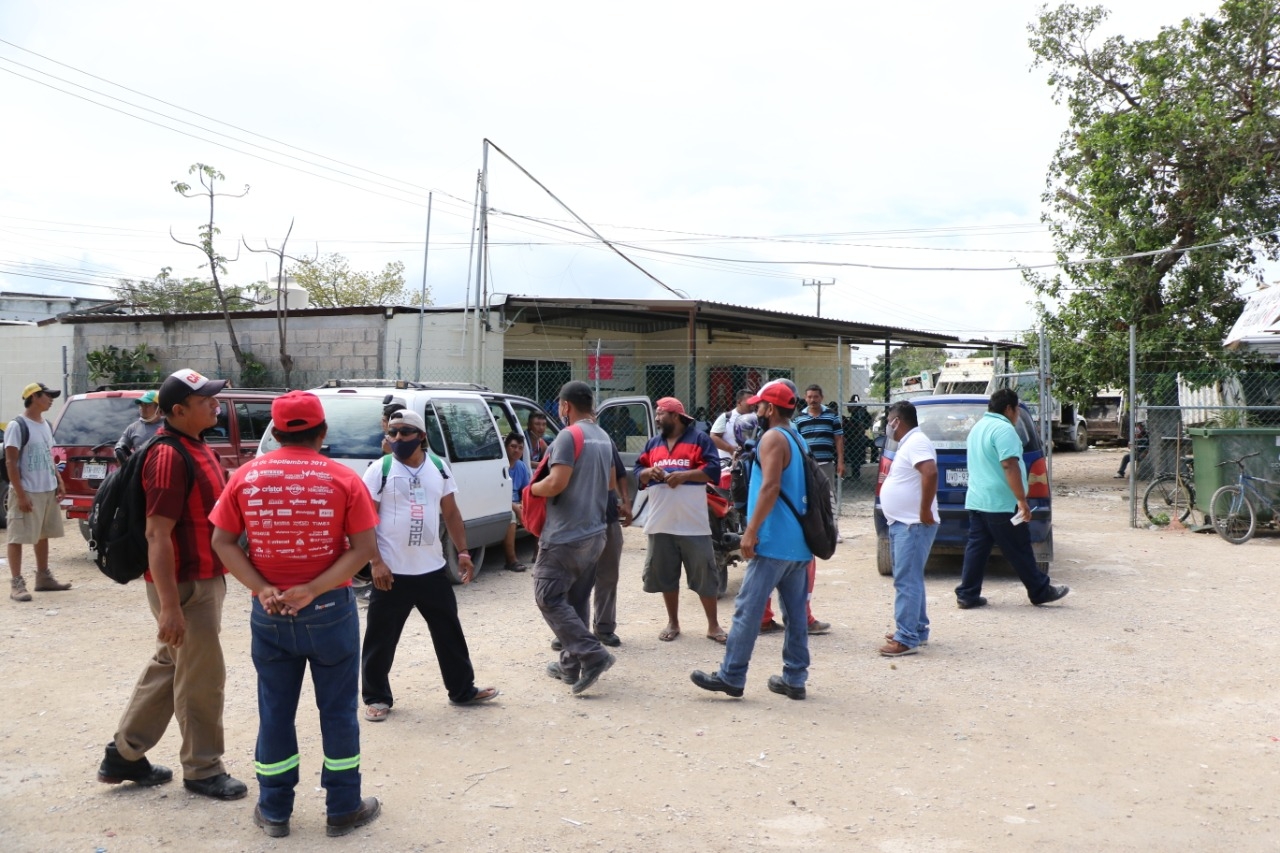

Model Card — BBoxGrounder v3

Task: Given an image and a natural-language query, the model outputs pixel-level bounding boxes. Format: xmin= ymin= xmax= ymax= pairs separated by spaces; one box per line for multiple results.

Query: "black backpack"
xmin=88 ymin=434 xmax=195 ymax=584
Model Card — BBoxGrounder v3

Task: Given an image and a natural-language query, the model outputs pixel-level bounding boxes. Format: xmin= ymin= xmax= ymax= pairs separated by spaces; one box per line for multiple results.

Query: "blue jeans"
xmin=956 ymin=510 xmax=1051 ymax=603
xmin=717 ymin=555 xmax=811 ymax=690
xmin=251 ymin=587 xmax=362 ymax=822
xmin=887 ymin=521 xmax=938 ymax=647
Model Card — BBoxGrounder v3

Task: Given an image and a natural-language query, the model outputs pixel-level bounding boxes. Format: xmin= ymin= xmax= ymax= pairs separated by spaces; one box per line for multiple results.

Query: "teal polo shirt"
xmin=964 ymin=411 xmax=1026 ymax=513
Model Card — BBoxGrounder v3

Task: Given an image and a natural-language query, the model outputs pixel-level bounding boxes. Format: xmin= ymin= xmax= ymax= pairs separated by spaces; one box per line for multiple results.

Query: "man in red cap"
xmin=692 ymin=379 xmax=814 ymax=700
xmin=635 ymin=396 xmax=725 ymax=643
xmin=211 ymin=390 xmax=382 ymax=837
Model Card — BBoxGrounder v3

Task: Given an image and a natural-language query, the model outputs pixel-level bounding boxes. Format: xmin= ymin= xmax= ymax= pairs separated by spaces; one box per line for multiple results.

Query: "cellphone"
xmin=1010 ymin=509 xmax=1026 ymax=526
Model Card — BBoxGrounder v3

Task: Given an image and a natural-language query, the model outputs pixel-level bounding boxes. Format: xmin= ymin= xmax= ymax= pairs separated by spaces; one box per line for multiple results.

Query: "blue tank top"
xmin=748 ymin=427 xmax=813 ymax=562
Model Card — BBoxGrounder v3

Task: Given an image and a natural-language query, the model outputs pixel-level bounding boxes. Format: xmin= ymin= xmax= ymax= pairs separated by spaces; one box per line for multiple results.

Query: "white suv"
xmin=258 ymin=380 xmax=655 ymax=582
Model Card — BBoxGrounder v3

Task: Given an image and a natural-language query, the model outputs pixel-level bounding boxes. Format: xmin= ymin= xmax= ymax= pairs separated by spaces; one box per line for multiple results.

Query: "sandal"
xmin=706 ymin=630 xmax=728 ymax=644
xmin=364 ymin=703 xmax=390 ymax=722
xmin=451 ymin=686 xmax=500 ymax=706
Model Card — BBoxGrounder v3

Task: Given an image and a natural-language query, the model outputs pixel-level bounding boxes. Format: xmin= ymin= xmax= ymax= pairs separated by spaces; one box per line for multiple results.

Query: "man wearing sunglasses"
xmin=359 ymin=410 xmax=499 ymax=722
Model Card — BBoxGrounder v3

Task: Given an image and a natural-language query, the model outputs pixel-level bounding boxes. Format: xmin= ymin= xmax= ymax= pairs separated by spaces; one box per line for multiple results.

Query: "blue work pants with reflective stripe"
xmin=250 ymin=587 xmax=362 ymax=821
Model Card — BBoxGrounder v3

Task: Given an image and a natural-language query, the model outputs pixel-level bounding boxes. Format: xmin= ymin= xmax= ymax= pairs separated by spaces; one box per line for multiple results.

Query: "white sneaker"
xmin=836 ymin=533 xmax=844 ymax=544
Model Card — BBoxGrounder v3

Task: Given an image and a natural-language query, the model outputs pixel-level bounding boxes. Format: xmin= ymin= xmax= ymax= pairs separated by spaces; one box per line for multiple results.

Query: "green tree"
xmin=1026 ymin=1 xmax=1280 ymax=406
xmin=869 ymin=346 xmax=948 ymax=398
xmin=288 ymin=254 xmax=422 ymax=308
xmin=114 ymin=267 xmax=257 ymax=313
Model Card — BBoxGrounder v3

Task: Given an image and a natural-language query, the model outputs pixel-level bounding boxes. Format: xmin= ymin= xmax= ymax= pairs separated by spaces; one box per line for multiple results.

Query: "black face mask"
xmin=390 ymin=437 xmax=423 ymax=461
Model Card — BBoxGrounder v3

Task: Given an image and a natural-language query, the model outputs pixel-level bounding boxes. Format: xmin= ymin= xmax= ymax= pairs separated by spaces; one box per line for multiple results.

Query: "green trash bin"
xmin=1187 ymin=427 xmax=1280 ymax=518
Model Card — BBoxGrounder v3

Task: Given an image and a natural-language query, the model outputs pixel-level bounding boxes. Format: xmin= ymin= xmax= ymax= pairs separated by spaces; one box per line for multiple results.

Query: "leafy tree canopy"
xmin=1027 ymin=0 xmax=1280 ymax=402
xmin=288 ymin=254 xmax=426 ymax=308
xmin=869 ymin=346 xmax=949 ymax=397
xmin=114 ymin=267 xmax=258 ymax=314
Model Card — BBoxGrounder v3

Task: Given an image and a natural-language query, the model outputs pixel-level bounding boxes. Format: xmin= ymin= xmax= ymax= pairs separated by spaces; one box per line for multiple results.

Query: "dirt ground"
xmin=2 ymin=446 xmax=1278 ymax=852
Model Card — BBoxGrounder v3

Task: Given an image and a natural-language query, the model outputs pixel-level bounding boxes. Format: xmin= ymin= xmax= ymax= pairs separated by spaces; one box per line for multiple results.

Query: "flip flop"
xmin=706 ymin=630 xmax=728 ymax=644
xmin=451 ymin=686 xmax=500 ymax=706
xmin=659 ymin=627 xmax=681 ymax=642
xmin=364 ymin=703 xmax=390 ymax=722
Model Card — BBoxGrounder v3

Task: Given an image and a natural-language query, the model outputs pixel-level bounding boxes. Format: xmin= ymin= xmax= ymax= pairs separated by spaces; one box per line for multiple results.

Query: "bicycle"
xmin=1142 ymin=455 xmax=1196 ymax=526
xmin=1208 ymin=452 xmax=1280 ymax=545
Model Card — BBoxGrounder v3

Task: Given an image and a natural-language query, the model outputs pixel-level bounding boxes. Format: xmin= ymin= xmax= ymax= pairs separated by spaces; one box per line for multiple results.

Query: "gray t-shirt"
xmin=4 ymin=415 xmax=58 ymax=493
xmin=541 ymin=421 xmax=613 ymax=546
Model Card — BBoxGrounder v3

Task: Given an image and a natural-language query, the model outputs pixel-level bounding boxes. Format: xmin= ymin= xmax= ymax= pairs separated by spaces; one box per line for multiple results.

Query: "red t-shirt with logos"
xmin=210 ymin=446 xmax=379 ymax=590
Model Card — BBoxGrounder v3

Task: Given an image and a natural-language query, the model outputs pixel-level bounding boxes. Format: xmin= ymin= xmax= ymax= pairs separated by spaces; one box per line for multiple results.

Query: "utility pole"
xmin=803 ymin=278 xmax=834 ymax=317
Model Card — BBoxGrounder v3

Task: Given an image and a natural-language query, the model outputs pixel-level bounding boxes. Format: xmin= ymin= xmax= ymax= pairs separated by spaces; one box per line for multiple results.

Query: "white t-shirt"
xmin=710 ymin=408 xmax=741 ymax=463
xmin=880 ymin=427 xmax=939 ymax=525
xmin=4 ymin=416 xmax=58 ymax=493
xmin=361 ymin=454 xmax=458 ymax=576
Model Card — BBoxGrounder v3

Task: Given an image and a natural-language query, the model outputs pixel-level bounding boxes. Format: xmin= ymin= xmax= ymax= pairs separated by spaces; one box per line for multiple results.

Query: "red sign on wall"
xmin=587 ymin=354 xmax=615 ymax=380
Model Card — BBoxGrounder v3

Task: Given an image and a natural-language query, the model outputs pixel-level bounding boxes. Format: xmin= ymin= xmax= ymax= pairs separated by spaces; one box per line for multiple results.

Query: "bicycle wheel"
xmin=1143 ymin=475 xmax=1193 ymax=525
xmin=1209 ymin=485 xmax=1256 ymax=545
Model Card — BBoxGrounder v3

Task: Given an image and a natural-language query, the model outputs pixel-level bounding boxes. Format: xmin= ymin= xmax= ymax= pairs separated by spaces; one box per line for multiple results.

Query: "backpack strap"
xmin=379 ymin=450 xmax=449 ymax=497
xmin=774 ymin=427 xmax=809 ymax=522
xmin=16 ymin=417 xmax=29 ymax=450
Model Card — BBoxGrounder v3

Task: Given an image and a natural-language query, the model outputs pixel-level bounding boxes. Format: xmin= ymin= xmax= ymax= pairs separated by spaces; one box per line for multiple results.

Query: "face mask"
xmin=391 ymin=437 xmax=423 ymax=461
xmin=213 ymin=403 xmax=223 ymax=418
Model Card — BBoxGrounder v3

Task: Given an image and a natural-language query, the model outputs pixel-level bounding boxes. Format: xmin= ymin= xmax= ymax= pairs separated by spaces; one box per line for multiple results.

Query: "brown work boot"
xmin=10 ymin=576 xmax=32 ymax=602
xmin=34 ymin=570 xmax=71 ymax=592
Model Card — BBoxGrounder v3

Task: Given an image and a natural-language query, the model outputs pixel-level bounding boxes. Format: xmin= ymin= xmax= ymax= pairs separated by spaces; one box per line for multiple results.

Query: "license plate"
xmin=82 ymin=462 xmax=108 ymax=480
xmin=946 ymin=468 xmax=968 ymax=487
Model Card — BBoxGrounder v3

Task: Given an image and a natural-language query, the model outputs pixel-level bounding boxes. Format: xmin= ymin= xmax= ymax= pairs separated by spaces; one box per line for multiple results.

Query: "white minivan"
xmin=259 ymin=380 xmax=654 ymax=582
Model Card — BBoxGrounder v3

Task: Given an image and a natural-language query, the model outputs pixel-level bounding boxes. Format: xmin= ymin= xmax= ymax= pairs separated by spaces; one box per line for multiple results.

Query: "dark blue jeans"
xmin=956 ymin=510 xmax=1052 ymax=603
xmin=251 ymin=587 xmax=362 ymax=821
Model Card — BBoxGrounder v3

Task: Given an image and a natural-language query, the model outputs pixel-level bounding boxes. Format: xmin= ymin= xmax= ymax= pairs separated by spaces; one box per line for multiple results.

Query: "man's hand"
xmin=457 ymin=554 xmax=475 ymax=584
xmin=920 ymin=508 xmax=937 ymax=526
xmin=257 ymin=586 xmax=285 ymax=614
xmin=836 ymin=461 xmax=845 ymax=478
xmin=663 ymin=470 xmax=689 ymax=488
xmin=1016 ymin=499 xmax=1032 ymax=522
xmin=618 ymin=502 xmax=633 ymax=527
xmin=157 ymin=604 xmax=186 ymax=647
xmin=278 ymin=584 xmax=318 ymax=615
xmin=741 ymin=527 xmax=758 ymax=559
xmin=371 ymin=560 xmax=394 ymax=591
xmin=16 ymin=492 xmax=33 ymax=514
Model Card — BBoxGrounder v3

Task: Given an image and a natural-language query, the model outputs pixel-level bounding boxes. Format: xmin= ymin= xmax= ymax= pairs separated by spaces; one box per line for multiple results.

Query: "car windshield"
xmin=54 ymin=398 xmax=140 ymax=449
xmin=260 ymin=396 xmax=385 ymax=459
xmin=888 ymin=403 xmax=1042 ymax=453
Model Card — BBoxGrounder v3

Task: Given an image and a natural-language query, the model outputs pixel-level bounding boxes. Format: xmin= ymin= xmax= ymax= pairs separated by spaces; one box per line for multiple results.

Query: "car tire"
xmin=441 ymin=523 xmax=485 ymax=585
xmin=876 ymin=536 xmax=892 ymax=576
xmin=1072 ymin=425 xmax=1088 ymax=453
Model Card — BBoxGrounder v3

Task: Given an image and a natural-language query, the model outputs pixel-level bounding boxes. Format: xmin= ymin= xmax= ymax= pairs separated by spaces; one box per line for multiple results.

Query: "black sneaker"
xmin=595 ymin=631 xmax=622 ymax=647
xmin=571 ymin=652 xmax=616 ymax=695
xmin=97 ymin=742 xmax=173 ymax=786
xmin=183 ymin=773 xmax=248 ymax=800
xmin=956 ymin=596 xmax=988 ymax=610
xmin=253 ymin=805 xmax=290 ymax=838
xmin=550 ymin=637 xmax=563 ymax=651
xmin=1032 ymin=584 xmax=1071 ymax=606
xmin=327 ymin=796 xmax=382 ymax=837
xmin=766 ymin=674 xmax=806 ymax=700
xmin=690 ymin=669 xmax=744 ymax=698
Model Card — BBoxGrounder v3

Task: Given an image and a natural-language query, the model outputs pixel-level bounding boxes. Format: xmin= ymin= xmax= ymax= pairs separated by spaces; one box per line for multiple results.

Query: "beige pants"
xmin=113 ymin=576 xmax=228 ymax=780
xmin=5 ymin=487 xmax=64 ymax=544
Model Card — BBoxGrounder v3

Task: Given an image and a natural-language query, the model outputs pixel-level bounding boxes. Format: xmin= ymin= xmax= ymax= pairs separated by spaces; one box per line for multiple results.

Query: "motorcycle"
xmin=708 ymin=482 xmax=743 ymax=597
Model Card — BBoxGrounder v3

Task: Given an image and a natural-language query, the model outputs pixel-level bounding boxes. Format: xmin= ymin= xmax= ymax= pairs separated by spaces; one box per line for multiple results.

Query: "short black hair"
xmin=735 ymin=389 xmax=751 ymax=402
xmin=558 ymin=380 xmax=594 ymax=413
xmin=505 ymin=432 xmax=524 ymax=446
xmin=886 ymin=400 xmax=919 ymax=428
xmin=989 ymin=387 xmax=1019 ymax=414
xmin=272 ymin=422 xmax=327 ymax=446
xmin=383 ymin=402 xmax=405 ymax=421
xmin=527 ymin=411 xmax=547 ymax=426
xmin=805 ymin=384 xmax=823 ymax=395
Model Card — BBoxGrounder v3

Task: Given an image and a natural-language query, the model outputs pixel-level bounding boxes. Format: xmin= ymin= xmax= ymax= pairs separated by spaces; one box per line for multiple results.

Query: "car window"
xmin=260 ymin=396 xmax=384 ymax=459
xmin=489 ymin=400 xmax=518 ymax=436
xmin=598 ymin=402 xmax=648 ymax=453
xmin=1015 ymin=408 xmax=1043 ymax=453
xmin=54 ymin=398 xmax=139 ymax=449
xmin=912 ymin=404 xmax=987 ymax=450
xmin=235 ymin=401 xmax=274 ymax=444
xmin=422 ymin=406 xmax=448 ymax=457
xmin=430 ymin=398 xmax=502 ymax=462
xmin=511 ymin=400 xmax=559 ymax=443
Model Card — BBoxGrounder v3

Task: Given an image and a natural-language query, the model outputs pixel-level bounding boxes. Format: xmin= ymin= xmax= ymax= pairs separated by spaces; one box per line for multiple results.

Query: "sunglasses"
xmin=386 ymin=428 xmax=422 ymax=438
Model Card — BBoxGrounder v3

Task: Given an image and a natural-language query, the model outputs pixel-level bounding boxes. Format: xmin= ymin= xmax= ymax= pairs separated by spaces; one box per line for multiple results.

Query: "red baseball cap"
xmin=746 ymin=380 xmax=797 ymax=408
xmin=271 ymin=391 xmax=326 ymax=432
xmin=655 ymin=397 xmax=694 ymax=423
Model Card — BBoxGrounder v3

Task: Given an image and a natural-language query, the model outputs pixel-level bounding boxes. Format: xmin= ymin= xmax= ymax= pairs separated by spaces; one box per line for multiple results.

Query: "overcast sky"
xmin=0 ymin=0 xmax=1229 ymax=352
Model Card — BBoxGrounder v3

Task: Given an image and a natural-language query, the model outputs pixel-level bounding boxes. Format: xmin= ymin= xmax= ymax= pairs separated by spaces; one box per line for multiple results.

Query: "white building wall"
xmin=0 ymin=323 xmax=75 ymax=424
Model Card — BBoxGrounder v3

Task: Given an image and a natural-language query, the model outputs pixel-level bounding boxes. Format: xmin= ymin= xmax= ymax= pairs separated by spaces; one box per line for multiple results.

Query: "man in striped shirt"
xmin=792 ymin=384 xmax=844 ymax=544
